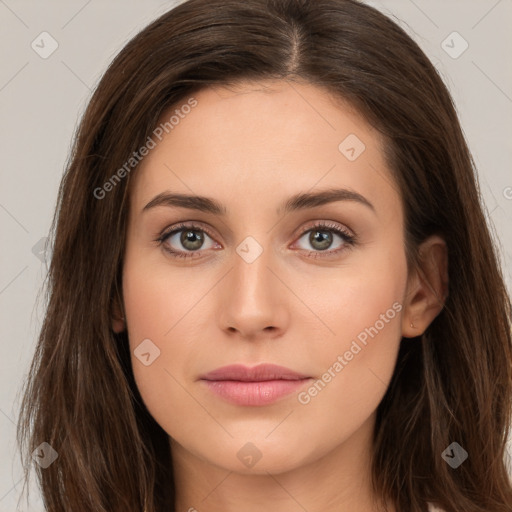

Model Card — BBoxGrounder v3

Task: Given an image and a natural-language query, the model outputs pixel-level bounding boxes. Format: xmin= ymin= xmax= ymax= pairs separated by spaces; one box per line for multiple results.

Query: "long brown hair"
xmin=17 ymin=0 xmax=512 ymax=510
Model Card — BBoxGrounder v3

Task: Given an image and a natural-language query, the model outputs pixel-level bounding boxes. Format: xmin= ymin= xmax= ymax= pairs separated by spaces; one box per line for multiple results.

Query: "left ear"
xmin=402 ymin=234 xmax=449 ymax=338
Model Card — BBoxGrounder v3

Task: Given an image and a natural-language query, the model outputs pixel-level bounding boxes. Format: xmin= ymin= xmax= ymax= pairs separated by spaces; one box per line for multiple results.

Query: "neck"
xmin=170 ymin=413 xmax=394 ymax=512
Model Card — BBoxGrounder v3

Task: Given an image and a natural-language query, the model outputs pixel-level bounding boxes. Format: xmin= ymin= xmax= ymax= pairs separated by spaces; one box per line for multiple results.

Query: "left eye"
xmin=294 ymin=226 xmax=353 ymax=253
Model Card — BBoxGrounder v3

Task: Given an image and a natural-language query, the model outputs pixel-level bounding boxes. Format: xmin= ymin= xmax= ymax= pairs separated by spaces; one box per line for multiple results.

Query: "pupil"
xmin=181 ymin=230 xmax=203 ymax=250
xmin=311 ymin=230 xmax=331 ymax=251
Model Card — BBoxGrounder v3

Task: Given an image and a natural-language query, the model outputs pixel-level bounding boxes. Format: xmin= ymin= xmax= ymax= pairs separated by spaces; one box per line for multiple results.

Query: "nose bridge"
xmin=219 ymin=233 xmax=288 ymax=337
xmin=232 ymin=234 xmax=277 ymax=309
xmin=234 ymin=237 xmax=272 ymax=299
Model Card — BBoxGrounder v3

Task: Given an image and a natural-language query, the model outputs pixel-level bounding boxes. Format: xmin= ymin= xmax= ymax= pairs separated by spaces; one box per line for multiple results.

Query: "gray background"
xmin=1 ymin=1 xmax=511 ymax=509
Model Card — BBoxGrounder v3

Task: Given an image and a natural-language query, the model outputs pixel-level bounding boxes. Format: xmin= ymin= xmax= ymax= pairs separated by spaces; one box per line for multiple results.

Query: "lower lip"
xmin=201 ymin=379 xmax=312 ymax=406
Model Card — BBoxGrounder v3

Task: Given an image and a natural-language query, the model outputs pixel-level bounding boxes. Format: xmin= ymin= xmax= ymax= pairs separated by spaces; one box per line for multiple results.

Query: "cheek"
xmin=316 ymin=236 xmax=406 ymax=351
xmin=289 ymin=296 xmax=403 ymax=467
xmin=121 ymin=256 xmax=178 ymax=399
xmin=121 ymin=254 xmax=212 ymax=423
xmin=122 ymin=251 xmax=205 ymax=348
xmin=295 ymin=246 xmax=406 ymax=431
xmin=123 ymin=272 xmax=171 ymax=343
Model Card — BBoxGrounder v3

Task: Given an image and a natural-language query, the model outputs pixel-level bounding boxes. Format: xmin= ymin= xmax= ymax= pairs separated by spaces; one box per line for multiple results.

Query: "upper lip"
xmin=200 ymin=363 xmax=310 ymax=382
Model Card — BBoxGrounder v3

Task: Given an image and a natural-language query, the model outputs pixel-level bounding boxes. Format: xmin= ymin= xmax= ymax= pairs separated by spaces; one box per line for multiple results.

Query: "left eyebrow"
xmin=141 ymin=187 xmax=375 ymax=216
xmin=278 ymin=188 xmax=375 ymax=216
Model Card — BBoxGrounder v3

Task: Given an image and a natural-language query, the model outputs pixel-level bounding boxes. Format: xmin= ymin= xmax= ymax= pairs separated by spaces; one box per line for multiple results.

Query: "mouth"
xmin=199 ymin=363 xmax=313 ymax=406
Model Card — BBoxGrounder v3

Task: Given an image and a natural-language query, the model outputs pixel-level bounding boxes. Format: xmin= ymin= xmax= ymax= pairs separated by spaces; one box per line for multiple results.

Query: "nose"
xmin=217 ymin=240 xmax=290 ymax=341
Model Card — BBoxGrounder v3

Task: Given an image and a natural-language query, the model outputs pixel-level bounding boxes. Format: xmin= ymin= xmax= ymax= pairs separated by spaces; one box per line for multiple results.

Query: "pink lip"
xmin=199 ymin=364 xmax=312 ymax=406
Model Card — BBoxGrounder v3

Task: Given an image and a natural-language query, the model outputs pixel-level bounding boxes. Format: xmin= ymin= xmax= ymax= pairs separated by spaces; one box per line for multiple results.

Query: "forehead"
xmin=130 ymin=80 xmax=400 ymax=220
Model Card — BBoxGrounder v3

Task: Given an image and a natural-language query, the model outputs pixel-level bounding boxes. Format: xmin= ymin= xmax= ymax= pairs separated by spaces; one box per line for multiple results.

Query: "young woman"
xmin=17 ymin=0 xmax=512 ymax=511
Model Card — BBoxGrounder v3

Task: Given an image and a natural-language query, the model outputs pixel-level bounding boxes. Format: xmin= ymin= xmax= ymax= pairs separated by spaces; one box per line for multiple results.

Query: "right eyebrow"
xmin=142 ymin=192 xmax=227 ymax=216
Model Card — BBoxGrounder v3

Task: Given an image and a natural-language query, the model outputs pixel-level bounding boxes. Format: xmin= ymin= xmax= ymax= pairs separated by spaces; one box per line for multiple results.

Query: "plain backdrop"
xmin=1 ymin=1 xmax=511 ymax=510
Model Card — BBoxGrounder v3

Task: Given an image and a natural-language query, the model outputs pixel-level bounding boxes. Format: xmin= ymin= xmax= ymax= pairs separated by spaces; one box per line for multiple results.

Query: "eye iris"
xmin=310 ymin=230 xmax=332 ymax=251
xmin=180 ymin=230 xmax=204 ymax=250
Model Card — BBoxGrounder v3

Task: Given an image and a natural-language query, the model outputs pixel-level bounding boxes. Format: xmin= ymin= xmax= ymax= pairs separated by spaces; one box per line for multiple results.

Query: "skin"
xmin=113 ymin=80 xmax=448 ymax=512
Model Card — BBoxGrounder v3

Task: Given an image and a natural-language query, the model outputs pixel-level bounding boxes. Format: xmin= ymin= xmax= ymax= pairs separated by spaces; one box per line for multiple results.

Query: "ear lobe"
xmin=402 ymin=235 xmax=449 ymax=338
xmin=112 ymin=316 xmax=125 ymax=333
xmin=111 ymin=294 xmax=126 ymax=333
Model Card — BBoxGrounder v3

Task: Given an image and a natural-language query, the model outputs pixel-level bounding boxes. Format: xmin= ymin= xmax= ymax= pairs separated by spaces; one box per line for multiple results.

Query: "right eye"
xmin=157 ymin=223 xmax=221 ymax=259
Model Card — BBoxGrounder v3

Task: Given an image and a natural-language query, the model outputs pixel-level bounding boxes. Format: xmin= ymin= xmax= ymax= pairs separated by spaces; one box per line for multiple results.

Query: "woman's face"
xmin=121 ymin=80 xmax=412 ymax=475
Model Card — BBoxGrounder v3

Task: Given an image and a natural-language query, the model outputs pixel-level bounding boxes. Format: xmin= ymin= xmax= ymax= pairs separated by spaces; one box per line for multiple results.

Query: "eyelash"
xmin=155 ymin=221 xmax=357 ymax=260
